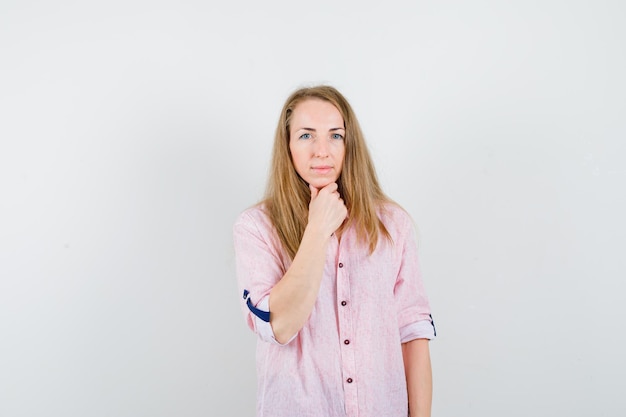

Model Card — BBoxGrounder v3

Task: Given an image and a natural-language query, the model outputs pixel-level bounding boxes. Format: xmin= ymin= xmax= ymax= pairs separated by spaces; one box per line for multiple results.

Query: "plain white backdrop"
xmin=1 ymin=1 xmax=625 ymax=416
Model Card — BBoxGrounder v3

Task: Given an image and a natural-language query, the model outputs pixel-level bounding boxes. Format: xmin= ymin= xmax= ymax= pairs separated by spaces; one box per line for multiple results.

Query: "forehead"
xmin=290 ymin=98 xmax=344 ymax=128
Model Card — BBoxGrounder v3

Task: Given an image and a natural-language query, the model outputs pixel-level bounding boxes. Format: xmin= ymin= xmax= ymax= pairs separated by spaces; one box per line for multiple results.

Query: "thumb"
xmin=309 ymin=184 xmax=319 ymax=200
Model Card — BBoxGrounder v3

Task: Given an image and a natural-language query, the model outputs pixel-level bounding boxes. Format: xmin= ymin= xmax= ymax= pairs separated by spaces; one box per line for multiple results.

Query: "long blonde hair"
xmin=263 ymin=85 xmax=392 ymax=259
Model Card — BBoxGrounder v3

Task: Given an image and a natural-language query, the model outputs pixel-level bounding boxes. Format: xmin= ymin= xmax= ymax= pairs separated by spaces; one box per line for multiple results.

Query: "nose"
xmin=313 ymin=138 xmax=329 ymax=157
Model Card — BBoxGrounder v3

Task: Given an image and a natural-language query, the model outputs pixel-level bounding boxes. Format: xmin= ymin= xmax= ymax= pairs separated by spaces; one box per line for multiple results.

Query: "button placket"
xmin=336 ymin=257 xmax=357 ymax=413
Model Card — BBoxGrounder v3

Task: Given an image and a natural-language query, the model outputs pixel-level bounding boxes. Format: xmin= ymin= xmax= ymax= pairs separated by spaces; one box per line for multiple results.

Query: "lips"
xmin=312 ymin=165 xmax=333 ymax=174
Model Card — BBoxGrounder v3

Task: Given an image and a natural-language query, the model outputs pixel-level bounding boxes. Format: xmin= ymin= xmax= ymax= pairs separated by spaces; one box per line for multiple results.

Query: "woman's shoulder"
xmin=378 ymin=200 xmax=412 ymax=221
xmin=377 ymin=200 xmax=415 ymax=234
xmin=234 ymin=202 xmax=270 ymax=227
xmin=233 ymin=203 xmax=285 ymax=256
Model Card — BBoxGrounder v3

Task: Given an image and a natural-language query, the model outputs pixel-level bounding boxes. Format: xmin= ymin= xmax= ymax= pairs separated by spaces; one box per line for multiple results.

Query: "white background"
xmin=1 ymin=1 xmax=625 ymax=416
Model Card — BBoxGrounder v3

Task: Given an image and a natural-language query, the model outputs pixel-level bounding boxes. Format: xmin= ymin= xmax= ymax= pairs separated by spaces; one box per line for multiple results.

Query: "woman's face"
xmin=289 ymin=98 xmax=346 ymax=190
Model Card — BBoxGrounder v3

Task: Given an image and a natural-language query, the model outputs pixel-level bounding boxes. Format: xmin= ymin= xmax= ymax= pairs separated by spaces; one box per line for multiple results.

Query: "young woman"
xmin=233 ymin=85 xmax=435 ymax=417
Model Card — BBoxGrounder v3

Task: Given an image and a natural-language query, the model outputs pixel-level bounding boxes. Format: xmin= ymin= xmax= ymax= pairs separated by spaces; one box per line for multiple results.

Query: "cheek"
xmin=288 ymin=140 xmax=297 ymax=161
xmin=289 ymin=146 xmax=306 ymax=170
xmin=336 ymin=145 xmax=346 ymax=163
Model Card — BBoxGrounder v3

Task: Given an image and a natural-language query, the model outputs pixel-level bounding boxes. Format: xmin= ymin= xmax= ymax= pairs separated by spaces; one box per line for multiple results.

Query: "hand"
xmin=308 ymin=183 xmax=348 ymax=237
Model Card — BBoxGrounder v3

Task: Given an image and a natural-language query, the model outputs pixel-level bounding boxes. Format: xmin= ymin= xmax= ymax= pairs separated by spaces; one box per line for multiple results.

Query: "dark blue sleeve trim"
xmin=243 ymin=289 xmax=270 ymax=323
xmin=430 ymin=314 xmax=437 ymax=337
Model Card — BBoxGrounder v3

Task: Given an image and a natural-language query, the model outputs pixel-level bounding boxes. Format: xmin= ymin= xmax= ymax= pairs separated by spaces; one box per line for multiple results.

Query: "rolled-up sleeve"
xmin=233 ymin=208 xmax=293 ymax=345
xmin=393 ymin=214 xmax=436 ymax=342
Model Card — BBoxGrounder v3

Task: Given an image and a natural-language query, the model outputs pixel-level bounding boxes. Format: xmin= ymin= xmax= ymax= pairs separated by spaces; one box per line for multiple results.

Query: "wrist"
xmin=303 ymin=223 xmax=333 ymax=242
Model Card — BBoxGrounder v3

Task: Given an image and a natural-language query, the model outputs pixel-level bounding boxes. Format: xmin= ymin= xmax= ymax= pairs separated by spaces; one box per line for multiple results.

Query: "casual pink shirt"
xmin=233 ymin=203 xmax=435 ymax=417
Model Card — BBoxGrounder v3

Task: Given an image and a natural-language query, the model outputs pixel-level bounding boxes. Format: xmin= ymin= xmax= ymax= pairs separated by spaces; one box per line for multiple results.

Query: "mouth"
xmin=311 ymin=165 xmax=333 ymax=174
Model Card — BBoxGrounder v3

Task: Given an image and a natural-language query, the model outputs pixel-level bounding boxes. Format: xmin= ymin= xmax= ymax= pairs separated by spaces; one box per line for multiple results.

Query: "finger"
xmin=321 ymin=182 xmax=338 ymax=193
xmin=309 ymin=184 xmax=319 ymax=199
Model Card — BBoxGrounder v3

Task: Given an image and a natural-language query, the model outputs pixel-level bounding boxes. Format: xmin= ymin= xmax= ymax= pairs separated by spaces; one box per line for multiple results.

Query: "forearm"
xmin=268 ymin=225 xmax=329 ymax=343
xmin=402 ymin=338 xmax=432 ymax=417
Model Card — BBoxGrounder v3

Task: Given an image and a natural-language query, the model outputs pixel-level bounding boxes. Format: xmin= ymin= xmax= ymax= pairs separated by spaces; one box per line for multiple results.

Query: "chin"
xmin=308 ymin=178 xmax=337 ymax=189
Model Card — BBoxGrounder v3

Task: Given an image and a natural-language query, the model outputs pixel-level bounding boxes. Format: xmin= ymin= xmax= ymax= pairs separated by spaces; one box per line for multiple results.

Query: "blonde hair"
xmin=263 ymin=85 xmax=392 ymax=259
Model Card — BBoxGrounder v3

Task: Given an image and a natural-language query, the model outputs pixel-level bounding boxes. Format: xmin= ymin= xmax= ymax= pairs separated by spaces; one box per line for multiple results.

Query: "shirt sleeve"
xmin=233 ymin=209 xmax=295 ymax=345
xmin=253 ymin=295 xmax=296 ymax=345
xmin=393 ymin=212 xmax=436 ymax=342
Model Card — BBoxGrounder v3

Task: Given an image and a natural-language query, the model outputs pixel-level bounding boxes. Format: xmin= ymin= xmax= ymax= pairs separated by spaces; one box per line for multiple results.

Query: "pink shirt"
xmin=233 ymin=203 xmax=435 ymax=417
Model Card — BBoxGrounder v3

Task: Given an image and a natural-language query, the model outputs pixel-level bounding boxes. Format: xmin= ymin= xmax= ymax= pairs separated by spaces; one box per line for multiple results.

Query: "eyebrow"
xmin=296 ymin=127 xmax=345 ymax=132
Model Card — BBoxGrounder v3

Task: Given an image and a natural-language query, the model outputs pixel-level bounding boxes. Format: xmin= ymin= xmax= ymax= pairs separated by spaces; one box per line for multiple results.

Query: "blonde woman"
xmin=233 ymin=85 xmax=435 ymax=417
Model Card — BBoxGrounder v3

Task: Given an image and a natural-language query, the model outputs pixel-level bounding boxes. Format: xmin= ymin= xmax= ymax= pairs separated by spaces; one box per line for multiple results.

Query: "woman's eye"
xmin=332 ymin=133 xmax=344 ymax=140
xmin=299 ymin=133 xmax=312 ymax=140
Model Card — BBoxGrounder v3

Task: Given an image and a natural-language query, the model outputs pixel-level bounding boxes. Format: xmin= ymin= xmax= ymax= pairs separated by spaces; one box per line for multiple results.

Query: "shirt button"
xmin=346 ymin=378 xmax=353 ymax=383
xmin=344 ymin=339 xmax=350 ymax=345
xmin=341 ymin=301 xmax=347 ymax=306
xmin=338 ymin=262 xmax=344 ymax=268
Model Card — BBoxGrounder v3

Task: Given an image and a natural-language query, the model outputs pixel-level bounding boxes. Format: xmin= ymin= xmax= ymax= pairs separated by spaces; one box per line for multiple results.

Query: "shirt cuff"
xmin=400 ymin=318 xmax=436 ymax=343
xmin=254 ymin=296 xmax=297 ymax=346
